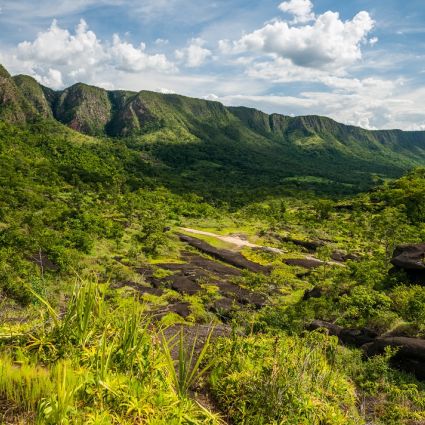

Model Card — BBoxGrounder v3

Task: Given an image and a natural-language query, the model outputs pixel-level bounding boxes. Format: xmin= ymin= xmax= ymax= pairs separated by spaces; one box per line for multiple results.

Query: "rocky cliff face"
xmin=1 ymin=64 xmax=425 ymax=181
xmin=13 ymin=75 xmax=52 ymax=119
xmin=0 ymin=66 xmax=37 ymax=124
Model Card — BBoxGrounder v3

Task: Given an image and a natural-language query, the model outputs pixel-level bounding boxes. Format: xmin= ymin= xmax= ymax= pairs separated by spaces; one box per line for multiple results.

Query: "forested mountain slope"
xmin=2 ymin=64 xmax=425 ymax=202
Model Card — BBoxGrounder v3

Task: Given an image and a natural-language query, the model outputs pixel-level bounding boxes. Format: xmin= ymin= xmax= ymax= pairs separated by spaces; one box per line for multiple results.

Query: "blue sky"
xmin=0 ymin=0 xmax=424 ymax=130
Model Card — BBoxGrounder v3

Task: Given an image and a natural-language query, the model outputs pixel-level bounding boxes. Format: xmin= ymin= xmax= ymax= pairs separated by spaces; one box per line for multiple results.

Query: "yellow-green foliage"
xmin=209 ymin=332 xmax=361 ymax=425
xmin=0 ymin=356 xmax=54 ymax=411
xmin=0 ymin=279 xmax=221 ymax=424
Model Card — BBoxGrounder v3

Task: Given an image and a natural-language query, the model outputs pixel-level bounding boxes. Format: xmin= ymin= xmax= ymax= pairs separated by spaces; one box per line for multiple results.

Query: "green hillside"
xmin=1 ymin=65 xmax=425 ymax=204
xmin=2 ymin=64 xmax=425 ymax=424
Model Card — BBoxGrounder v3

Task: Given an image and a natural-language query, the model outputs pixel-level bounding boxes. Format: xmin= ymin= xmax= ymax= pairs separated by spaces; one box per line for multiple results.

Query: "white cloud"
xmin=278 ymin=0 xmax=314 ymax=24
xmin=157 ymin=87 xmax=175 ymax=94
xmin=1 ymin=2 xmax=423 ymax=131
xmin=204 ymin=93 xmax=219 ymax=101
xmin=220 ymin=8 xmax=374 ymax=71
xmin=17 ymin=19 xmax=106 ymax=66
xmin=8 ymin=19 xmax=176 ymax=88
xmin=111 ymin=34 xmax=175 ymax=72
xmin=369 ymin=36 xmax=379 ymax=46
xmin=205 ymin=74 xmax=421 ymax=131
xmin=175 ymin=38 xmax=212 ymax=68
xmin=155 ymin=38 xmax=169 ymax=46
xmin=36 ymin=68 xmax=64 ymax=89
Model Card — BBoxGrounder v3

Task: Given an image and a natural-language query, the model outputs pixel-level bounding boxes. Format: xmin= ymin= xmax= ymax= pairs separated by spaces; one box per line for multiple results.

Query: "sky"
xmin=0 ymin=0 xmax=424 ymax=130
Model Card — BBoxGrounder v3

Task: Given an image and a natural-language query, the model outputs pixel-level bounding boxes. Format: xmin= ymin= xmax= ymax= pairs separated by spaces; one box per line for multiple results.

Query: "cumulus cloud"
xmin=157 ymin=87 xmax=176 ymax=94
xmin=369 ymin=36 xmax=379 ymax=46
xmin=278 ymin=0 xmax=314 ymax=24
xmin=208 ymin=74 xmax=422 ymax=131
xmin=175 ymin=38 xmax=212 ymax=68
xmin=155 ymin=38 xmax=169 ymax=46
xmin=220 ymin=5 xmax=374 ymax=72
xmin=111 ymin=35 xmax=175 ymax=72
xmin=11 ymin=19 xmax=175 ymax=88
xmin=37 ymin=68 xmax=64 ymax=89
xmin=17 ymin=19 xmax=105 ymax=66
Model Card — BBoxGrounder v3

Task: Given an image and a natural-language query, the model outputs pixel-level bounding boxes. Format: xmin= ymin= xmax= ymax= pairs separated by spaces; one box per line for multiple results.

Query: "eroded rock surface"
xmin=391 ymin=243 xmax=425 ymax=270
xmin=177 ymin=233 xmax=270 ymax=273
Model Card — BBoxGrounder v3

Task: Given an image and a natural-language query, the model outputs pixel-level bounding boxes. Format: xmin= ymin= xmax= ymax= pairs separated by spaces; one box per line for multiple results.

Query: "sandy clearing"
xmin=179 ymin=227 xmax=345 ymax=267
xmin=180 ymin=228 xmax=284 ymax=253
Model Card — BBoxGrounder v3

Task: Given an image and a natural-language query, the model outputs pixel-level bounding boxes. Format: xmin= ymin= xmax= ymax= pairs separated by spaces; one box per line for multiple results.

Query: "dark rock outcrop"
xmin=390 ymin=243 xmax=425 ymax=283
xmin=210 ymin=297 xmax=239 ymax=321
xmin=309 ymin=320 xmax=425 ymax=379
xmin=363 ymin=337 xmax=425 ymax=380
xmin=308 ymin=320 xmax=377 ymax=347
xmin=391 ymin=244 xmax=425 ymax=270
xmin=112 ymin=281 xmax=164 ymax=296
xmin=266 ymin=232 xmax=324 ymax=252
xmin=331 ymin=250 xmax=359 ymax=262
xmin=177 ymin=233 xmax=270 ymax=274
xmin=169 ymin=276 xmax=202 ymax=295
xmin=308 ymin=320 xmax=343 ymax=337
xmin=303 ymin=286 xmax=323 ymax=300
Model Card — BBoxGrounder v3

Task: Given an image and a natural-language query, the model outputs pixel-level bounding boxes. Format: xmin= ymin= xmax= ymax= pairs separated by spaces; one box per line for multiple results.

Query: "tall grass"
xmin=1 ymin=278 xmax=221 ymax=424
xmin=37 ymin=362 xmax=82 ymax=425
xmin=61 ymin=277 xmax=105 ymax=346
xmin=0 ymin=355 xmax=53 ymax=411
xmin=161 ymin=326 xmax=217 ymax=399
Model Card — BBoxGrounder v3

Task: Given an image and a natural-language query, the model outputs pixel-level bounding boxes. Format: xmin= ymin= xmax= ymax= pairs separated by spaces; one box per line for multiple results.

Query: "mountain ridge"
xmin=1 ymin=65 xmax=422 ymax=137
xmin=2 ymin=64 xmax=425 ymax=200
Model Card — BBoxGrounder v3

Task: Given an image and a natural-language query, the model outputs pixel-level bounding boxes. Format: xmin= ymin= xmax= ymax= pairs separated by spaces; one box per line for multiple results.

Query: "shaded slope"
xmin=0 ymin=66 xmax=37 ymax=124
xmin=1 ymin=64 xmax=425 ymax=201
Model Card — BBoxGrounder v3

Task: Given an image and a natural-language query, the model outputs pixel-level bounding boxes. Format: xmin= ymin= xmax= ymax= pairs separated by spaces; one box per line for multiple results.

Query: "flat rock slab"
xmin=153 ymin=302 xmax=192 ymax=319
xmin=112 ymin=281 xmax=164 ymax=296
xmin=168 ymin=276 xmax=202 ymax=295
xmin=284 ymin=258 xmax=324 ymax=269
xmin=271 ymin=234 xmax=324 ymax=252
xmin=181 ymin=252 xmax=242 ymax=277
xmin=215 ymin=281 xmax=266 ymax=308
xmin=162 ymin=324 xmax=233 ymax=359
xmin=177 ymin=233 xmax=270 ymax=274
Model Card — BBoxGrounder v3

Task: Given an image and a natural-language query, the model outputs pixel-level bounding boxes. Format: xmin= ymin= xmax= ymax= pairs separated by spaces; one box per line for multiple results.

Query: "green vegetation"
xmin=2 ymin=64 xmax=425 ymax=423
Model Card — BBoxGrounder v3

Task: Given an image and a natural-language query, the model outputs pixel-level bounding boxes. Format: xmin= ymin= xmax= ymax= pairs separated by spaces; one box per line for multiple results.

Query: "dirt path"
xmin=179 ymin=228 xmax=345 ymax=268
xmin=179 ymin=228 xmax=284 ymax=253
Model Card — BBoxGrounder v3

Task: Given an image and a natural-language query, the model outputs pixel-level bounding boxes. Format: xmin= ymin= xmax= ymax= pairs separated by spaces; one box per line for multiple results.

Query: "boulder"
xmin=307 ymin=320 xmax=343 ymax=337
xmin=303 ymin=286 xmax=323 ymax=300
xmin=308 ymin=320 xmax=377 ymax=347
xmin=362 ymin=337 xmax=425 ymax=380
xmin=391 ymin=243 xmax=425 ymax=270
xmin=331 ymin=250 xmax=359 ymax=262
xmin=390 ymin=243 xmax=425 ymax=283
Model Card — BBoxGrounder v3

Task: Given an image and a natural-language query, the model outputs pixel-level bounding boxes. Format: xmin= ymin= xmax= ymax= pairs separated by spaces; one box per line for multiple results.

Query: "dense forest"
xmin=2 ymin=64 xmax=425 ymax=424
